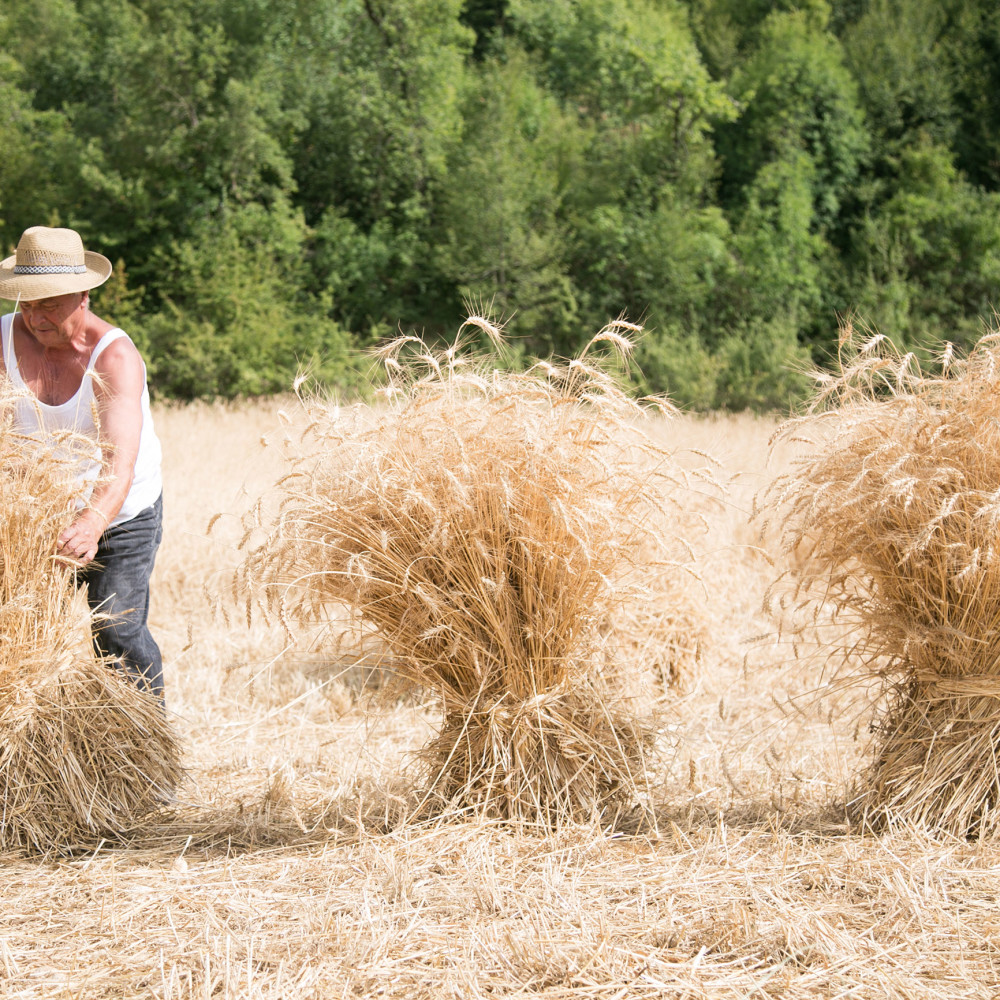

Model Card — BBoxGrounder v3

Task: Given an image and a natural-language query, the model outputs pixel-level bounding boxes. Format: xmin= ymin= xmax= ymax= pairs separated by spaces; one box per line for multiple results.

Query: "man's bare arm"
xmin=56 ymin=340 xmax=144 ymax=564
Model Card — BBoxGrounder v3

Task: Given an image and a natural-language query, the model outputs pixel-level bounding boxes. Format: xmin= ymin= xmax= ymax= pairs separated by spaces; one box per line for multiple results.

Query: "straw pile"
xmin=770 ymin=322 xmax=1000 ymax=835
xmin=241 ymin=319 xmax=709 ymax=824
xmin=0 ymin=383 xmax=181 ymax=852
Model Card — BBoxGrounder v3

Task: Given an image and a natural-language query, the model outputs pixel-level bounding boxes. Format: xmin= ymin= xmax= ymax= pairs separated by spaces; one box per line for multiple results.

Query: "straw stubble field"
xmin=2 ymin=401 xmax=997 ymax=999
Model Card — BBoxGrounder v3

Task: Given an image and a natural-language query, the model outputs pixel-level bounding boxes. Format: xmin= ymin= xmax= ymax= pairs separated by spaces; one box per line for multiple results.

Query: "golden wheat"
xmin=0 ymin=380 xmax=182 ymax=851
xmin=239 ymin=320 xmax=714 ymax=824
xmin=7 ymin=400 xmax=991 ymax=999
xmin=769 ymin=320 xmax=1000 ymax=835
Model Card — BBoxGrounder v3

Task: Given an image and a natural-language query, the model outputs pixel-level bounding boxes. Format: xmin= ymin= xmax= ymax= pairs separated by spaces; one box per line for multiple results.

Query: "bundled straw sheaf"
xmin=0 ymin=381 xmax=181 ymax=851
xmin=242 ymin=318 xmax=710 ymax=823
xmin=769 ymin=322 xmax=1000 ymax=835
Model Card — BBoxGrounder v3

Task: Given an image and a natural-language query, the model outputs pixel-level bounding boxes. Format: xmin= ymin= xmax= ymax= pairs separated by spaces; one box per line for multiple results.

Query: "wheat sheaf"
xmin=240 ymin=318 xmax=714 ymax=825
xmin=0 ymin=379 xmax=181 ymax=851
xmin=769 ymin=321 xmax=1000 ymax=836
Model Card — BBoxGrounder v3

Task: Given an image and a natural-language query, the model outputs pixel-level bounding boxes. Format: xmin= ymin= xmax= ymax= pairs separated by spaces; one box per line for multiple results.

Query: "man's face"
xmin=19 ymin=292 xmax=88 ymax=344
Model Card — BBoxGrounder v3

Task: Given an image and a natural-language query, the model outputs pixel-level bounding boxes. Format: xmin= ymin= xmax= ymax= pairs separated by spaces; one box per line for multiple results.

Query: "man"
xmin=0 ymin=226 xmax=165 ymax=701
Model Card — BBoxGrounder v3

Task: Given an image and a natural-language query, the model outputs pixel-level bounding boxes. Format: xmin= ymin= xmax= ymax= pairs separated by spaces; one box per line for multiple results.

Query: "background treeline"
xmin=2 ymin=0 xmax=999 ymax=408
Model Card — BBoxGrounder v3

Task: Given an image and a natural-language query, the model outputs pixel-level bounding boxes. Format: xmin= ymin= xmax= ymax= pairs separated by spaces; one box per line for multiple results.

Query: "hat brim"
xmin=0 ymin=251 xmax=113 ymax=302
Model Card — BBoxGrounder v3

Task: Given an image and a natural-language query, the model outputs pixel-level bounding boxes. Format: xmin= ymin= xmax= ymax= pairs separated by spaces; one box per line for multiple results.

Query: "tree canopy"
xmin=2 ymin=0 xmax=998 ymax=408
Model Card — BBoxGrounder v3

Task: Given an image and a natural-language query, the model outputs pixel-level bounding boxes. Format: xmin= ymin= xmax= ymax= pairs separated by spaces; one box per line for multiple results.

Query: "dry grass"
xmin=237 ymin=321 xmax=715 ymax=824
xmin=0 ymin=380 xmax=182 ymax=852
xmin=2 ymin=399 xmax=997 ymax=997
xmin=768 ymin=322 xmax=1000 ymax=836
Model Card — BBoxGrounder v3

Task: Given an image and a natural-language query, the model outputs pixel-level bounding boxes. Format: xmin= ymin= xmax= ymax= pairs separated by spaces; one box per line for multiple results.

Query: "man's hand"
xmin=56 ymin=509 xmax=108 ymax=565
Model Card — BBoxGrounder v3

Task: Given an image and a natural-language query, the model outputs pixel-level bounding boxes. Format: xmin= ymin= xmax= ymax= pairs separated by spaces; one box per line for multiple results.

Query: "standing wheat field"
xmin=0 ymin=398 xmax=995 ymax=999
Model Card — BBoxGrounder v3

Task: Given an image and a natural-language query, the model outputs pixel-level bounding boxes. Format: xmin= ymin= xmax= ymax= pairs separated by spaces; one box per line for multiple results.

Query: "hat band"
xmin=13 ymin=264 xmax=88 ymax=275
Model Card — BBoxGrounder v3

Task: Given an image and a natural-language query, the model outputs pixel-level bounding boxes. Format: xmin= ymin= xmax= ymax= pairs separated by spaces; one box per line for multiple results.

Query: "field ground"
xmin=2 ymin=403 xmax=998 ymax=999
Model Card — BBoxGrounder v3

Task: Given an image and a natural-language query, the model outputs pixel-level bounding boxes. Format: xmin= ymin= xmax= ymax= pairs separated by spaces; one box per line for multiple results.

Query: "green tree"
xmin=849 ymin=141 xmax=1000 ymax=350
xmin=946 ymin=1 xmax=1000 ymax=189
xmin=511 ymin=0 xmax=731 ymax=203
xmin=0 ymin=49 xmax=84 ymax=250
xmin=646 ymin=154 xmax=817 ymax=411
xmin=684 ymin=0 xmax=834 ymax=78
xmin=433 ymin=51 xmax=585 ymax=354
xmin=285 ymin=0 xmax=473 ymax=336
xmin=505 ymin=0 xmax=735 ymax=360
xmin=840 ymin=0 xmax=958 ymax=163
xmin=139 ymin=199 xmax=357 ymax=399
xmin=718 ymin=7 xmax=868 ymax=231
xmin=729 ymin=153 xmax=827 ymax=327
xmin=461 ymin=0 xmax=510 ymax=59
xmin=8 ymin=0 xmax=302 ymax=281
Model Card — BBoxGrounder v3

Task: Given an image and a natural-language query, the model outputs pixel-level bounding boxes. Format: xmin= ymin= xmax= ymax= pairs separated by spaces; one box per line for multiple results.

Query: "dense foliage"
xmin=2 ymin=0 xmax=998 ymax=408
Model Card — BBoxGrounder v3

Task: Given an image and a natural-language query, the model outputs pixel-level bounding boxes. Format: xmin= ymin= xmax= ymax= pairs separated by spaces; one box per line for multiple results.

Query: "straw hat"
xmin=0 ymin=227 xmax=112 ymax=302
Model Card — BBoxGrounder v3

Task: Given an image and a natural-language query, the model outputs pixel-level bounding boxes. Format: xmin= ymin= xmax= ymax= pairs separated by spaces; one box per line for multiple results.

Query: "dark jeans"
xmin=76 ymin=494 xmax=164 ymax=700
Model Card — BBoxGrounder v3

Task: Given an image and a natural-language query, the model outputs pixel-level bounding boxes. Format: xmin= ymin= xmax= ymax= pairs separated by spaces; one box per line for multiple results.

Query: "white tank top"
xmin=1 ymin=312 xmax=162 ymax=526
